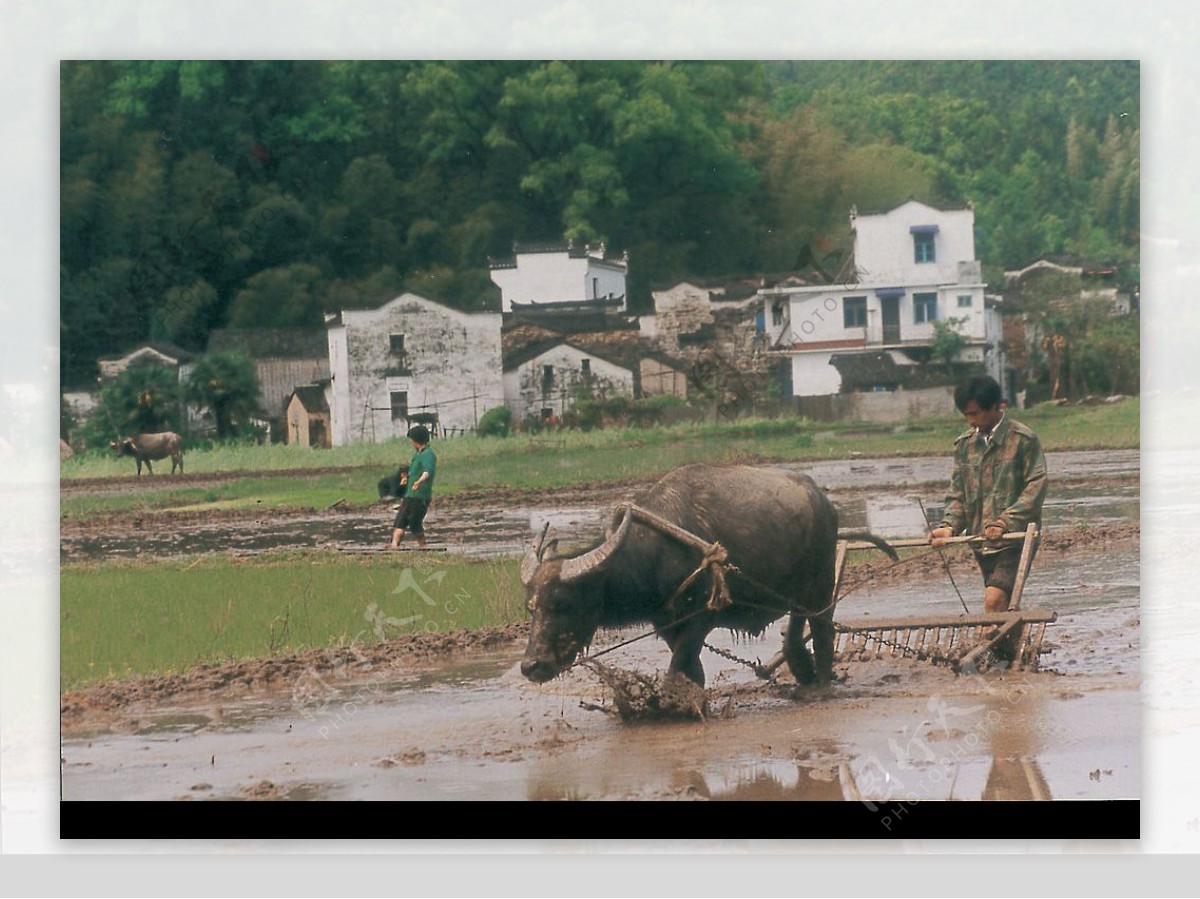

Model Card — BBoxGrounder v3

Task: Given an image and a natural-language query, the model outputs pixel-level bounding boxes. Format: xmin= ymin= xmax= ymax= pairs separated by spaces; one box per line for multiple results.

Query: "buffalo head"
xmin=519 ymin=510 xmax=632 ymax=683
xmin=110 ymin=438 xmax=136 ymax=457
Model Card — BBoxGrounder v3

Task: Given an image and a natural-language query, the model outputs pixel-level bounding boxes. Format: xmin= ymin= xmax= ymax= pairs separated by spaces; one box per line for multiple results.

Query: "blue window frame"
xmin=913 ymin=292 xmax=937 ymax=324
xmin=914 ymin=231 xmax=936 ymax=263
xmin=844 ymin=296 xmax=867 ymax=328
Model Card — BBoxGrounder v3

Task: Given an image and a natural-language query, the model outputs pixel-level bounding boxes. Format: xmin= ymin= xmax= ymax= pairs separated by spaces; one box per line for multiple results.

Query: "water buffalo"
xmin=520 ymin=463 xmax=897 ymax=687
xmin=111 ymin=431 xmax=184 ymax=476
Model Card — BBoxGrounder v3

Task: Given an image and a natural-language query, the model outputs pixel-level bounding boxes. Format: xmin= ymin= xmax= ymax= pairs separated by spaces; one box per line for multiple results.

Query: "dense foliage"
xmin=61 ymin=60 xmax=1139 ymax=388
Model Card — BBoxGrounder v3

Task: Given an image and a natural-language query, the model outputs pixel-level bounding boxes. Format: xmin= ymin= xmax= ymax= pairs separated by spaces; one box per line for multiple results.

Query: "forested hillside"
xmin=60 ymin=60 xmax=1139 ymax=388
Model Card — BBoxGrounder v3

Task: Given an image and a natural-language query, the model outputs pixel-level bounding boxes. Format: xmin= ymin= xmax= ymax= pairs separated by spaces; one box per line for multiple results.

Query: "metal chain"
xmin=702 ymin=640 xmax=767 ymax=674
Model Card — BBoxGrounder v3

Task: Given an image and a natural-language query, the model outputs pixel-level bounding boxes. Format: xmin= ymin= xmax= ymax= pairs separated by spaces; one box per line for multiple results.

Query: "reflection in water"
xmin=527 ymin=755 xmax=1053 ymax=801
xmin=698 ymin=760 xmax=849 ymax=801
xmin=982 ymin=757 xmax=1052 ymax=801
xmin=979 ymin=691 xmax=1053 ymax=801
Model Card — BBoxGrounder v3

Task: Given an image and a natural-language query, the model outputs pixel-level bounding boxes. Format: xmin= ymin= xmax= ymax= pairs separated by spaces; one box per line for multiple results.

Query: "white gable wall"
xmin=504 ymin=344 xmax=633 ymax=422
xmin=491 ymin=253 xmax=626 ymax=311
xmin=853 ymin=200 xmax=976 ymax=287
xmin=328 ymin=294 xmax=503 ymax=444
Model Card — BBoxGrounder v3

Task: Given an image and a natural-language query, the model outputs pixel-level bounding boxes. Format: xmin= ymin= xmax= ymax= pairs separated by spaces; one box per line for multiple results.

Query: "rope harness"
xmin=564 ymin=503 xmax=931 ymax=676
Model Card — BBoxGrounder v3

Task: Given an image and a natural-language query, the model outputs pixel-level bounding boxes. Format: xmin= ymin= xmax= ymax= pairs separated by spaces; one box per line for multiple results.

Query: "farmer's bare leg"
xmin=390 ymin=528 xmax=405 ymax=548
xmin=984 ymin=586 xmax=1009 ymax=613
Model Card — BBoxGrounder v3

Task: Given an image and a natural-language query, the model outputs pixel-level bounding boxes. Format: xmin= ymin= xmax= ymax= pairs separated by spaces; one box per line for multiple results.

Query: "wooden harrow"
xmin=838 ymin=524 xmax=1051 ymax=672
xmin=756 ymin=524 xmax=1054 ymax=678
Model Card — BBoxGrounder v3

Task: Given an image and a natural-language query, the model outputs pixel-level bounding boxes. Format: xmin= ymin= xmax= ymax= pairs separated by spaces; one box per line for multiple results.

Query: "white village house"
xmin=761 ymin=200 xmax=1006 ymax=411
xmin=503 ymin=339 xmax=635 ymax=423
xmin=492 ymin=241 xmax=650 ymax=421
xmin=325 ymin=293 xmax=503 ymax=445
xmin=489 ymin=240 xmax=629 ymax=313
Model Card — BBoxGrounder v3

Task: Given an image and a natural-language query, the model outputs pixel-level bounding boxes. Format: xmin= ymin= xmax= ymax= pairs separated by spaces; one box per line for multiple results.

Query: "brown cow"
xmin=111 ymin=432 xmax=184 ymax=476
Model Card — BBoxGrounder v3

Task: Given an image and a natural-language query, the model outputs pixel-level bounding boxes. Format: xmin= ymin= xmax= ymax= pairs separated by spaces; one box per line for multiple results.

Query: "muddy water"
xmin=60 ymin=540 xmax=1139 ymax=803
xmin=60 ymin=449 xmax=1138 ymax=561
xmin=59 ymin=449 xmax=1140 ymax=804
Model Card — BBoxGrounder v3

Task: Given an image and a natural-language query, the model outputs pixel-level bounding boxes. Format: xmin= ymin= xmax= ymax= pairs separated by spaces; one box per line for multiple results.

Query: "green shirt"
xmin=406 ymin=445 xmax=436 ymax=500
xmin=940 ymin=413 xmax=1047 ymax=553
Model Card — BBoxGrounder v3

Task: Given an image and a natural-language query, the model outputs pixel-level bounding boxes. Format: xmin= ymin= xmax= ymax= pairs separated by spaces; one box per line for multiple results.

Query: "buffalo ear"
xmin=542 ymin=538 xmax=559 ymax=560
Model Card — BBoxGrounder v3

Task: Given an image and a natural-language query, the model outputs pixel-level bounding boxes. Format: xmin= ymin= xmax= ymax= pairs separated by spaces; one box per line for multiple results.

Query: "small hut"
xmin=285 ymin=384 xmax=332 ymax=448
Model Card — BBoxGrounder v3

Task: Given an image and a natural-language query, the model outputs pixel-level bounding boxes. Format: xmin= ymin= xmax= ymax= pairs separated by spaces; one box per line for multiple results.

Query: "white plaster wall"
xmin=507 ymin=344 xmax=633 ymax=421
xmin=333 ymin=294 xmax=502 ymax=443
xmin=326 ymin=323 xmax=351 ymax=446
xmin=791 ymin=353 xmax=842 ymax=397
xmin=491 ymin=254 xmax=627 ymax=311
xmin=783 ymin=292 xmax=860 ymax=345
xmin=780 ymin=285 xmax=987 ymax=347
xmin=853 ymin=200 xmax=976 ymax=287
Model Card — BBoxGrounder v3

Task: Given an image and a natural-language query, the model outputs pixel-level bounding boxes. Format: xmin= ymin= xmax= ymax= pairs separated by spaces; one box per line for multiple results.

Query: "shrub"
xmin=477 ymin=405 xmax=513 ymax=438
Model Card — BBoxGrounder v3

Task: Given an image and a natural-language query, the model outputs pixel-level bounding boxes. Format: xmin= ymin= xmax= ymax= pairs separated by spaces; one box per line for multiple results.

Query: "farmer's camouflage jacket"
xmin=940 ymin=413 xmax=1048 ymax=553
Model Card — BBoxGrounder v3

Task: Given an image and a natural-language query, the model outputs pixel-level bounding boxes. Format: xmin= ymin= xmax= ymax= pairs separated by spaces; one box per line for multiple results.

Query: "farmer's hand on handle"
xmin=930 ymin=526 xmax=953 ymax=548
xmin=984 ymin=519 xmax=1007 ymax=545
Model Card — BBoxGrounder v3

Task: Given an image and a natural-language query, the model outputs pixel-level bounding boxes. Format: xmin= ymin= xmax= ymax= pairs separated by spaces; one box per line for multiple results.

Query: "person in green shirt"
xmin=930 ymin=375 xmax=1048 ymax=613
xmin=389 ymin=425 xmax=437 ymax=549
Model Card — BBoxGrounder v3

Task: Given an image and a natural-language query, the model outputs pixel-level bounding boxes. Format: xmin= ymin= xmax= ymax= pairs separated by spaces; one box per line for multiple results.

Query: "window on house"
xmin=771 ymin=302 xmax=785 ymax=328
xmin=913 ymin=293 xmax=938 ymax=324
xmin=581 ymin=359 xmax=591 ymax=375
xmin=957 ymin=295 xmax=973 ymax=309
xmin=390 ymin=391 xmax=409 ymax=421
xmin=913 ymin=232 xmax=936 ymax=263
xmin=541 ymin=364 xmax=554 ymax=395
xmin=592 ymin=277 xmax=599 ymax=299
xmin=844 ymin=296 xmax=867 ymax=328
xmin=389 ymin=334 xmax=405 ymax=355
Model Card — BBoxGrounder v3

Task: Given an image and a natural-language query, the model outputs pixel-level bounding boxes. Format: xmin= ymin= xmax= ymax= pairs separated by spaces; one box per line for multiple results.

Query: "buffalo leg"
xmin=809 ymin=610 xmax=836 ymax=684
xmin=783 ymin=611 xmax=817 ymax=685
xmin=664 ymin=621 xmax=709 ymax=686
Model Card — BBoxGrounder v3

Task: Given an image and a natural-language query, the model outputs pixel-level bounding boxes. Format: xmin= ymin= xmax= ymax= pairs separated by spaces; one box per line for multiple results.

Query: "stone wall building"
xmin=325 ymin=293 xmax=503 ymax=444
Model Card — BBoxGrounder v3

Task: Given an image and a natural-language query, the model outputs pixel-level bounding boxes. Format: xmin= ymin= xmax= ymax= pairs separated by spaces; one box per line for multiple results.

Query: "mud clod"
xmin=584 ymin=660 xmax=710 ymax=721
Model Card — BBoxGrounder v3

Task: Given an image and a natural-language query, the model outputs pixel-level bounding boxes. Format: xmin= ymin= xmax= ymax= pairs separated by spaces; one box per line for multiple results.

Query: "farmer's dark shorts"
xmin=393 ymin=498 xmax=430 ymax=534
xmin=973 ymin=544 xmax=1038 ymax=595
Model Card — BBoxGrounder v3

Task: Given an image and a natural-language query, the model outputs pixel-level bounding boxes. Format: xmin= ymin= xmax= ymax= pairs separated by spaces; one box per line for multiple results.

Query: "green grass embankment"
xmin=60 ymin=399 xmax=1139 ymax=520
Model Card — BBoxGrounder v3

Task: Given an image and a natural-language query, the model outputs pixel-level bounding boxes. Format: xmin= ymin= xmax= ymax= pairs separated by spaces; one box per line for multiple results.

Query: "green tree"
xmin=930 ymin=316 xmax=969 ymax=374
xmin=1076 ymin=315 xmax=1139 ymax=396
xmin=184 ymin=351 xmax=261 ymax=440
xmin=81 ymin=365 xmax=184 ymax=449
xmin=227 ymin=263 xmax=326 ymax=328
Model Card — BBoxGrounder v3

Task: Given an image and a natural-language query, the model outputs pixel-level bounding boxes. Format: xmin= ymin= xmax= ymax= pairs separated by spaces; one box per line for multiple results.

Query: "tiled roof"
xmin=98 ymin=342 xmax=193 ymax=363
xmin=208 ymin=328 xmax=328 ymax=359
xmin=289 ymin=384 xmax=329 ymax=412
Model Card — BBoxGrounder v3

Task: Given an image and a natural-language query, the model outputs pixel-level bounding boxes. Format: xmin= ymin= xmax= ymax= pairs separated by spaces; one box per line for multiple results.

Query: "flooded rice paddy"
xmin=60 ymin=450 xmax=1140 ymax=807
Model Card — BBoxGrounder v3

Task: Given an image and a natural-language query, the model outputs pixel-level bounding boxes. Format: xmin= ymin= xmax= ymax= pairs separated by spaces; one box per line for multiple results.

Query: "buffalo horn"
xmin=520 ymin=545 xmax=541 ymax=586
xmin=558 ymin=505 xmax=633 ymax=584
xmin=520 ymin=521 xmax=553 ymax=586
